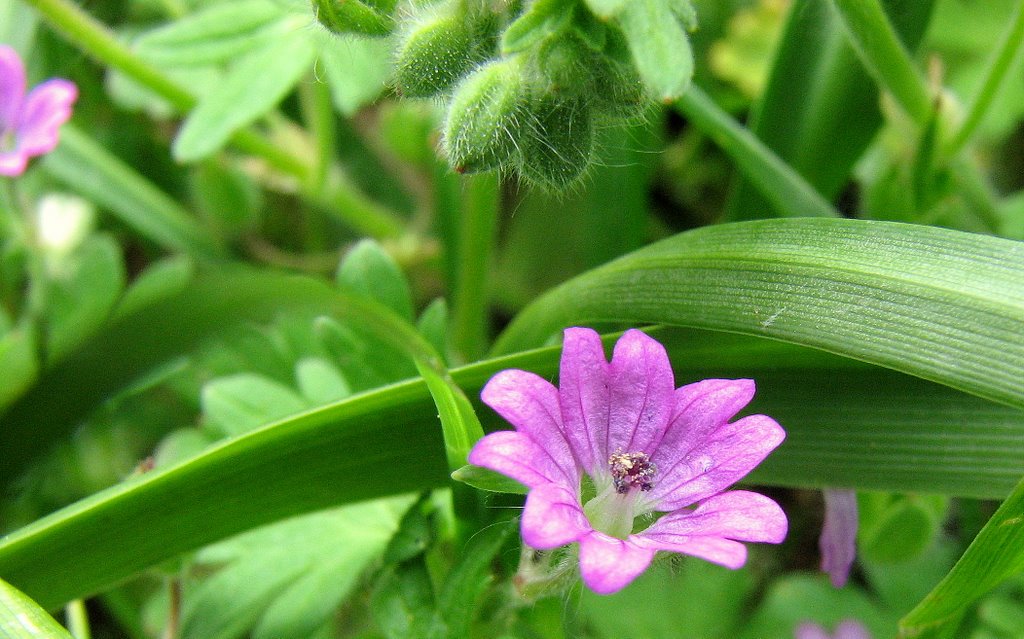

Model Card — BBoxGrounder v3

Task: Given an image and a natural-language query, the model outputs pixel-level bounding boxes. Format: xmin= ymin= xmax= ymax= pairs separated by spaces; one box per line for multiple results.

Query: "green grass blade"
xmin=674 ymin=87 xmax=839 ymax=219
xmin=0 ymin=578 xmax=73 ymax=638
xmin=0 ymin=329 xmax=1022 ymax=610
xmin=899 ymin=473 xmax=1024 ymax=637
xmin=493 ymin=218 xmax=1024 ymax=410
xmin=726 ymin=0 xmax=934 ymax=220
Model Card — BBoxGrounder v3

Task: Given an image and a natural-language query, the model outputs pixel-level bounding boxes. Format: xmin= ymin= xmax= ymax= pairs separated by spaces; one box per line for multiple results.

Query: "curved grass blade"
xmin=494 ymin=218 xmax=1024 ymax=410
xmin=0 ymin=328 xmax=1023 ymax=610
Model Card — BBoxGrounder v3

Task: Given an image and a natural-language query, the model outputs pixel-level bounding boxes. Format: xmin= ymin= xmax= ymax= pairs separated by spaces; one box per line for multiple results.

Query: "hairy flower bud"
xmin=443 ymin=59 xmax=526 ymax=174
xmin=394 ymin=14 xmax=477 ymax=98
xmin=313 ymin=0 xmax=395 ymax=37
xmin=517 ymin=95 xmax=593 ymax=189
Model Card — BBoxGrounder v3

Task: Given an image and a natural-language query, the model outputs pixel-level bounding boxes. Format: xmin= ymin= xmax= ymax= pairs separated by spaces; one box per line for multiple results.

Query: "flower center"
xmin=609 ymin=451 xmax=657 ymax=494
xmin=581 ymin=451 xmax=658 ymax=540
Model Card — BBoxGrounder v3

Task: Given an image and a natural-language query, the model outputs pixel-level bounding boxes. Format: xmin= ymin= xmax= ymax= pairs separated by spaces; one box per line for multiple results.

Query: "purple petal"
xmin=468 ymin=431 xmax=564 ymax=489
xmin=794 ymin=622 xmax=832 ymax=639
xmin=649 ymin=413 xmax=785 ymax=509
xmin=642 ymin=490 xmax=788 ymax=544
xmin=0 ymin=152 xmax=29 ymax=176
xmin=653 ymin=379 xmax=756 ymax=468
xmin=0 ymin=45 xmax=26 ymax=130
xmin=606 ymin=329 xmax=675 ymax=455
xmin=578 ymin=531 xmax=656 ymax=594
xmin=481 ymin=369 xmax=578 ymax=486
xmin=834 ymin=619 xmax=872 ymax=639
xmin=520 ymin=482 xmax=591 ymax=549
xmin=820 ymin=489 xmax=859 ymax=588
xmin=557 ymin=327 xmax=610 ymax=474
xmin=16 ymin=78 xmax=77 ymax=155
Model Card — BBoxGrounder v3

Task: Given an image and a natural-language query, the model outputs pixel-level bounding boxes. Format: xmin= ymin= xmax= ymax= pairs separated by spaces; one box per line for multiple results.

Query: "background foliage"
xmin=1 ymin=0 xmax=1023 ymax=637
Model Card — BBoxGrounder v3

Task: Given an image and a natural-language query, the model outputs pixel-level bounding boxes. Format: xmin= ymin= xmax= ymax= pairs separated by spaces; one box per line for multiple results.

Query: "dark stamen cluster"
xmin=609 ymin=451 xmax=657 ymax=494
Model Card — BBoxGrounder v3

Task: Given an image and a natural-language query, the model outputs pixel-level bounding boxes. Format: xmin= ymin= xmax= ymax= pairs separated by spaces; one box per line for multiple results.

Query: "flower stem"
xmin=451 ymin=173 xmax=500 ymax=363
xmin=829 ymin=0 xmax=933 ymax=124
xmin=65 ymin=599 xmax=91 ymax=639
xmin=944 ymin=3 xmax=1024 ymax=157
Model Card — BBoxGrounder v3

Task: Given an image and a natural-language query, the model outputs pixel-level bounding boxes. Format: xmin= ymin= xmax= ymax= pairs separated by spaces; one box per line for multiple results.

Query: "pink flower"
xmin=469 ymin=327 xmax=788 ymax=594
xmin=796 ymin=619 xmax=872 ymax=639
xmin=0 ymin=45 xmax=77 ymax=176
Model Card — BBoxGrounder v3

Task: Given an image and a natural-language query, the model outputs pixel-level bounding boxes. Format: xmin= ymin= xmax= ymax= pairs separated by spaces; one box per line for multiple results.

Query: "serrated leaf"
xmin=182 ymin=498 xmax=412 ymax=639
xmin=201 ymin=374 xmax=308 ymax=437
xmin=616 ymin=0 xmax=693 ymax=100
xmin=173 ymin=30 xmax=315 ymax=161
xmin=0 ymin=577 xmax=72 ymax=639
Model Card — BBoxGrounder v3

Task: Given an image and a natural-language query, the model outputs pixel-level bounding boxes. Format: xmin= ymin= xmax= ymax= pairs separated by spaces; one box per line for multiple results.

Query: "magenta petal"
xmin=0 ymin=45 xmax=26 ymax=129
xmin=834 ymin=620 xmax=873 ymax=639
xmin=0 ymin=153 xmax=29 ymax=176
xmin=520 ymin=483 xmax=590 ymax=549
xmin=557 ymin=327 xmax=610 ymax=474
xmin=651 ymin=413 xmax=785 ymax=509
xmin=643 ymin=490 xmax=788 ymax=545
xmin=481 ymin=369 xmax=577 ymax=485
xmin=468 ymin=431 xmax=562 ymax=489
xmin=578 ymin=532 xmax=656 ymax=594
xmin=17 ymin=79 xmax=77 ymax=155
xmin=607 ymin=329 xmax=675 ymax=454
xmin=820 ymin=489 xmax=859 ymax=588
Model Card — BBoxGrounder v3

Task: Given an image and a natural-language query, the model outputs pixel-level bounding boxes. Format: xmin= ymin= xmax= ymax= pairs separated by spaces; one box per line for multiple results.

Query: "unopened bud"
xmin=443 ymin=59 xmax=526 ymax=174
xmin=313 ymin=0 xmax=395 ymax=37
xmin=394 ymin=14 xmax=477 ymax=98
xmin=517 ymin=95 xmax=594 ymax=190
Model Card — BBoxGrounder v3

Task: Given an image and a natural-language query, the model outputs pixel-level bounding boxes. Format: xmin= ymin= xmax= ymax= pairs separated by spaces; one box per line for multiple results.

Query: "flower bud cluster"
xmin=318 ymin=0 xmax=698 ymax=189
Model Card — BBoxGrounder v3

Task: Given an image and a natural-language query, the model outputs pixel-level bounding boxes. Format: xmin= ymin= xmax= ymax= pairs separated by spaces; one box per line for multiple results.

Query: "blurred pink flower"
xmin=796 ymin=619 xmax=872 ymax=639
xmin=0 ymin=45 xmax=77 ymax=176
xmin=820 ymin=489 xmax=859 ymax=587
xmin=469 ymin=327 xmax=788 ymax=594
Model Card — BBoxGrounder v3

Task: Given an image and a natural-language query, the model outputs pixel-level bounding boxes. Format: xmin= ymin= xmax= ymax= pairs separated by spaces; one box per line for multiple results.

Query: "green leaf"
xmin=173 ymin=31 xmax=316 ymax=161
xmin=451 ymin=464 xmax=528 ymax=495
xmin=583 ymin=0 xmax=627 ymax=19
xmin=416 ymin=298 xmax=450 ymax=364
xmin=372 ymin=560 xmax=447 ymax=639
xmin=44 ymin=126 xmax=224 ymax=257
xmin=899 ymin=474 xmax=1024 ymax=637
xmin=416 ymin=360 xmax=485 ymax=470
xmin=501 ymin=0 xmax=573 ymax=55
xmin=0 ymin=577 xmax=73 ymax=639
xmin=859 ymin=493 xmax=948 ymax=564
xmin=0 ymin=328 xmax=38 ymax=414
xmin=336 ymin=239 xmax=414 ymax=321
xmin=201 ymin=374 xmax=308 ymax=437
xmin=294 ymin=357 xmax=351 ymax=405
xmin=494 ymin=218 xmax=1024 ymax=411
xmin=616 ymin=0 xmax=693 ymax=101
xmin=438 ymin=519 xmax=513 ymax=637
xmin=133 ymin=0 xmax=291 ymax=67
xmin=316 ymin=32 xmax=392 ymax=116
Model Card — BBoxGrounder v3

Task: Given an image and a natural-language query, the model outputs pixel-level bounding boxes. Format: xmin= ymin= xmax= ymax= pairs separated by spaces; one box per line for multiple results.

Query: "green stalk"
xmin=944 ymin=3 xmax=1024 ymax=156
xmin=675 ymin=87 xmax=839 ymax=218
xmin=451 ymin=173 xmax=500 ymax=363
xmin=65 ymin=599 xmax=91 ymax=639
xmin=830 ymin=0 xmax=933 ymax=124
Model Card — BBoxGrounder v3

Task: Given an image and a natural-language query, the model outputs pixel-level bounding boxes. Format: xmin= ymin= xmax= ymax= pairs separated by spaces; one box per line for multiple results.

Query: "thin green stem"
xmin=675 ymin=86 xmax=839 ymax=218
xmin=65 ymin=599 xmax=91 ymax=639
xmin=451 ymin=173 xmax=500 ymax=363
xmin=830 ymin=0 xmax=933 ymax=124
xmin=944 ymin=3 xmax=1024 ymax=156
